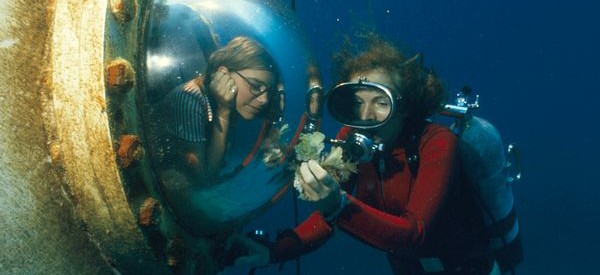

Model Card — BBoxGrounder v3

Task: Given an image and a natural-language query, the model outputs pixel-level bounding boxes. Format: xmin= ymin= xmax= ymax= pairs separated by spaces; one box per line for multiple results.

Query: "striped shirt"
xmin=163 ymin=82 xmax=213 ymax=142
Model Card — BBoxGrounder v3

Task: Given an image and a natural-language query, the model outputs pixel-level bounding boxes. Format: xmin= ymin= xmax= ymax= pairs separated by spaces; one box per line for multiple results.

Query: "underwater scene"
xmin=0 ymin=0 xmax=598 ymax=275
xmin=218 ymin=1 xmax=600 ymax=274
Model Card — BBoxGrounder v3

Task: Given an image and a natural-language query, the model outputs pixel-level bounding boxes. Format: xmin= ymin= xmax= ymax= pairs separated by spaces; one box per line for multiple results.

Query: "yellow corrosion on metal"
xmin=1 ymin=0 xmax=163 ymax=273
xmin=1 ymin=0 xmax=114 ymax=273
xmin=46 ymin=0 xmax=146 ymax=252
xmin=1 ymin=0 xmax=232 ymax=272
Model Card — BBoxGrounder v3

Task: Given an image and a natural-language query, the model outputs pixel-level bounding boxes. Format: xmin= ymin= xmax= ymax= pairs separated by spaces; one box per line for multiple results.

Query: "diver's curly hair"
xmin=332 ymin=34 xmax=445 ymax=123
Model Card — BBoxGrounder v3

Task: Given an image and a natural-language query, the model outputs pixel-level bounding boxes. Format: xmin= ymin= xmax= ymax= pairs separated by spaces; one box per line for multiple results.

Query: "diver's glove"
xmin=224 ymin=228 xmax=309 ymax=267
xmin=224 ymin=233 xmax=270 ymax=267
xmin=268 ymin=229 xmax=308 ymax=263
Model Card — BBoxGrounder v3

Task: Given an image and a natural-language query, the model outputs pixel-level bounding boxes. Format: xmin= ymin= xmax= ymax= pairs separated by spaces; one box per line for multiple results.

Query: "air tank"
xmin=457 ymin=116 xmax=520 ymax=249
xmin=445 ymin=88 xmax=523 ymax=271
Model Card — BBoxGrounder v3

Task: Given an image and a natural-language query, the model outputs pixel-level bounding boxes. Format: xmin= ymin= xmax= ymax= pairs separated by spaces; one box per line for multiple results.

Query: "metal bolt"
xmin=138 ymin=197 xmax=161 ymax=226
xmin=109 ymin=0 xmax=136 ymax=23
xmin=105 ymin=58 xmax=135 ymax=93
xmin=117 ymin=134 xmax=143 ymax=168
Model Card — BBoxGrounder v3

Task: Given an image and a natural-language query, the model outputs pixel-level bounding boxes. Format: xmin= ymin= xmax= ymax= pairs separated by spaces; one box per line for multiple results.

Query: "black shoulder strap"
xmin=405 ymin=121 xmax=428 ymax=178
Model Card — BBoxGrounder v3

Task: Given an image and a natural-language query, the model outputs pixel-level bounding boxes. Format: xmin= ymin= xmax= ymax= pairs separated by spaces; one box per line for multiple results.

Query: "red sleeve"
xmin=270 ymin=211 xmax=334 ymax=262
xmin=335 ymin=126 xmax=457 ymax=252
xmin=270 ymin=127 xmax=352 ymax=262
xmin=293 ymin=211 xmax=334 ymax=245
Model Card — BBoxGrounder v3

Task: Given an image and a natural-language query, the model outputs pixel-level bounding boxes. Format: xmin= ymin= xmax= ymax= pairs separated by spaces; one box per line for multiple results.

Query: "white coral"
xmin=292 ymin=132 xmax=357 ymax=200
xmin=293 ymin=172 xmax=308 ymax=200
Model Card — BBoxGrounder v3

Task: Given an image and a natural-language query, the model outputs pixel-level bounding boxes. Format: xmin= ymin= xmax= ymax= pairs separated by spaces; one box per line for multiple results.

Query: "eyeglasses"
xmin=234 ymin=71 xmax=272 ymax=97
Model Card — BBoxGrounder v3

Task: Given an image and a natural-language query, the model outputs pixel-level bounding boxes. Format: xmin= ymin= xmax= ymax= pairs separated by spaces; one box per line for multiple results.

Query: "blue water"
xmin=224 ymin=0 xmax=600 ymax=274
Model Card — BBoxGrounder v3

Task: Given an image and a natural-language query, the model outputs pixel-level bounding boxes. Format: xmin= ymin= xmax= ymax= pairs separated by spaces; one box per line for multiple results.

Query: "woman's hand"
xmin=209 ymin=67 xmax=238 ymax=111
xmin=183 ymin=77 xmax=202 ymax=93
xmin=298 ymin=160 xmax=342 ymax=215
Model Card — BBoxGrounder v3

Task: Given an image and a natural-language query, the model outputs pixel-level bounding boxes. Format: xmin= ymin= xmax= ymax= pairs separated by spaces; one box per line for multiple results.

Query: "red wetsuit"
xmin=271 ymin=123 xmax=490 ymax=274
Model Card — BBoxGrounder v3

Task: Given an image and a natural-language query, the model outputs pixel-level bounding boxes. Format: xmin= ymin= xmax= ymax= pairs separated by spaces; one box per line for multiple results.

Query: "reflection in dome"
xmin=141 ymin=0 xmax=312 ymax=239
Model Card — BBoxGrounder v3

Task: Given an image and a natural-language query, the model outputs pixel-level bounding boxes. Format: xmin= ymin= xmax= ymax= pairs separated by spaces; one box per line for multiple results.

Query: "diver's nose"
xmin=359 ymin=104 xmax=376 ymax=121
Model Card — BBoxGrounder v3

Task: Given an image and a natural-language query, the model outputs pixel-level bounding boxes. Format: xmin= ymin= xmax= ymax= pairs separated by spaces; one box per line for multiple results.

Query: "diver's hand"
xmin=209 ymin=67 xmax=238 ymax=110
xmin=226 ymin=234 xmax=270 ymax=267
xmin=298 ymin=160 xmax=342 ymax=215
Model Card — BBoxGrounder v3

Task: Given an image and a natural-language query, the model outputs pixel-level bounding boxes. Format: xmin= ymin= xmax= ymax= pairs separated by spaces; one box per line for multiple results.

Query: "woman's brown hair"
xmin=332 ymin=34 xmax=445 ymax=123
xmin=206 ymin=36 xmax=278 ymax=83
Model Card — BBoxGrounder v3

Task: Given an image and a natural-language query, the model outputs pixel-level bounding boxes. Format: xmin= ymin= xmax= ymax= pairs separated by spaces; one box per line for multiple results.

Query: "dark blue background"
xmin=227 ymin=0 xmax=600 ymax=274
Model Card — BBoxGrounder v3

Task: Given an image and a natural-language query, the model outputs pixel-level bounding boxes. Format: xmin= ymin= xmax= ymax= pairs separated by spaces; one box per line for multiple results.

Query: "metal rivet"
xmin=109 ymin=0 xmax=136 ymax=23
xmin=139 ymin=197 xmax=161 ymax=226
xmin=117 ymin=135 xmax=143 ymax=168
xmin=106 ymin=58 xmax=135 ymax=93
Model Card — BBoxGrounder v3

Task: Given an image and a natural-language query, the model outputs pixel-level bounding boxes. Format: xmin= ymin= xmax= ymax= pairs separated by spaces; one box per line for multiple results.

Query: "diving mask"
xmin=324 ymin=79 xmax=400 ymax=162
xmin=326 ymin=79 xmax=401 ymax=129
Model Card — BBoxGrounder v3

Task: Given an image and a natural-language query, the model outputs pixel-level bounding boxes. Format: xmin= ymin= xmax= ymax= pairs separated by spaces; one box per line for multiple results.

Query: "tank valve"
xmin=441 ymin=85 xmax=480 ymax=118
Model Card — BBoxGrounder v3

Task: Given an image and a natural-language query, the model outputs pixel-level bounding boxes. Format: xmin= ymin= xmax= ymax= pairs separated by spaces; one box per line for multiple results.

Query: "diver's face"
xmin=233 ymin=69 xmax=275 ymax=120
xmin=352 ymin=90 xmax=391 ymax=122
xmin=349 ymin=70 xmax=405 ymax=144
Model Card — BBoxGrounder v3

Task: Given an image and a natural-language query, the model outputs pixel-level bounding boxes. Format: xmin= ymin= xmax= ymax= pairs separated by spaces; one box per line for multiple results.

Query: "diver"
xmin=234 ymin=35 xmax=501 ymax=274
